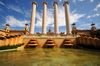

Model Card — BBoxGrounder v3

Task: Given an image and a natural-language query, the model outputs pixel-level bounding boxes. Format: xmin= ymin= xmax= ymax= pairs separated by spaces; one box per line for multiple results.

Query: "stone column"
xmin=42 ymin=2 xmax=48 ymax=35
xmin=63 ymin=1 xmax=71 ymax=34
xmin=53 ymin=1 xmax=59 ymax=35
xmin=30 ymin=1 xmax=38 ymax=34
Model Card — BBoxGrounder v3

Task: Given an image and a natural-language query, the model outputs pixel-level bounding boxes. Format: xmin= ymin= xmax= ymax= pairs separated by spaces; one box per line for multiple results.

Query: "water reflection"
xmin=0 ymin=48 xmax=100 ymax=66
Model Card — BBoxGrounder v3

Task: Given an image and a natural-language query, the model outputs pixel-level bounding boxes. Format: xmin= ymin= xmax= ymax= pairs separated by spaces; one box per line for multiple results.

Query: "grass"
xmin=36 ymin=37 xmax=48 ymax=39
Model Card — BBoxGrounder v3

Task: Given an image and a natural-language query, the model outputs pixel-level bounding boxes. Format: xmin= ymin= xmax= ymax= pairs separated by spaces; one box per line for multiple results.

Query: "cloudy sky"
xmin=0 ymin=0 xmax=100 ymax=33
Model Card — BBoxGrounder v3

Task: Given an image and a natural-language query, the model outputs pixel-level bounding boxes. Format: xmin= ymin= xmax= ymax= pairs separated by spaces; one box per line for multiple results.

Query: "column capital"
xmin=53 ymin=1 xmax=58 ymax=6
xmin=31 ymin=1 xmax=38 ymax=6
xmin=63 ymin=1 xmax=69 ymax=6
xmin=42 ymin=1 xmax=48 ymax=6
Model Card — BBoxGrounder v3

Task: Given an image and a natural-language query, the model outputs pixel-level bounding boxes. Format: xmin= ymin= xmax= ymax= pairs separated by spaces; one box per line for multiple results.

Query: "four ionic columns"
xmin=30 ymin=1 xmax=71 ymax=35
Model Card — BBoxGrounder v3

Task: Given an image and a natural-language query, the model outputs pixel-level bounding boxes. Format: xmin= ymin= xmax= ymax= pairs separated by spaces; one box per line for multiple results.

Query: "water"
xmin=0 ymin=48 xmax=100 ymax=66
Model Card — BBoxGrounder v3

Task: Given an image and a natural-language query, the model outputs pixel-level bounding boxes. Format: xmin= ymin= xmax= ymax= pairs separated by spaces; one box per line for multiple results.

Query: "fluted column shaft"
xmin=63 ymin=1 xmax=71 ymax=34
xmin=42 ymin=2 xmax=48 ymax=34
xmin=53 ymin=1 xmax=59 ymax=34
xmin=30 ymin=2 xmax=37 ymax=34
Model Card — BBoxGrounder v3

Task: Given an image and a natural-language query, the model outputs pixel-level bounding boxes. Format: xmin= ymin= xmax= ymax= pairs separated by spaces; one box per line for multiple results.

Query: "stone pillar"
xmin=42 ymin=2 xmax=48 ymax=35
xmin=30 ymin=1 xmax=38 ymax=34
xmin=63 ymin=1 xmax=71 ymax=34
xmin=53 ymin=1 xmax=59 ymax=35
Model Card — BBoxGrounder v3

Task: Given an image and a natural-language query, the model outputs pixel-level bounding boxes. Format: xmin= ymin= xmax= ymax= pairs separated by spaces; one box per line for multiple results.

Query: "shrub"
xmin=0 ymin=37 xmax=6 ymax=40
xmin=5 ymin=36 xmax=11 ymax=39
xmin=0 ymin=43 xmax=24 ymax=50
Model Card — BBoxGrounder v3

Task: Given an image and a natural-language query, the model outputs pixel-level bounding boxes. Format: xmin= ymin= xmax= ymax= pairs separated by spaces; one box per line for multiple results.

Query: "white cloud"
xmin=35 ymin=8 xmax=54 ymax=27
xmin=7 ymin=4 xmax=31 ymax=17
xmin=58 ymin=6 xmax=85 ymax=26
xmin=0 ymin=2 xmax=30 ymax=17
xmin=1 ymin=15 xmax=5 ymax=19
xmin=90 ymin=0 xmax=94 ymax=2
xmin=93 ymin=14 xmax=100 ymax=17
xmin=15 ymin=0 xmax=19 ymax=4
xmin=23 ymin=9 xmax=31 ymax=17
xmin=35 ymin=6 xmax=85 ymax=27
xmin=96 ymin=23 xmax=100 ymax=29
xmin=94 ymin=3 xmax=100 ymax=11
xmin=0 ymin=1 xmax=5 ymax=6
xmin=80 ymin=24 xmax=90 ymax=27
xmin=5 ymin=15 xmax=29 ymax=27
xmin=70 ymin=11 xmax=85 ymax=23
xmin=59 ymin=0 xmax=62 ymax=2
xmin=7 ymin=4 xmax=23 ymax=13
xmin=87 ymin=14 xmax=100 ymax=18
xmin=35 ymin=11 xmax=42 ymax=26
xmin=72 ymin=0 xmax=76 ymax=3
xmin=87 ymin=16 xmax=91 ymax=18
xmin=58 ymin=6 xmax=65 ymax=26
xmin=78 ymin=0 xmax=84 ymax=1
xmin=47 ymin=8 xmax=54 ymax=26
xmin=73 ymin=0 xmax=85 ymax=2
xmin=78 ymin=24 xmax=91 ymax=29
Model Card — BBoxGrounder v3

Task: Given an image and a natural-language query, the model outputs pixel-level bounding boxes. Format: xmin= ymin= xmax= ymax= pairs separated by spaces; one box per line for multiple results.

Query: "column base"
xmin=29 ymin=32 xmax=34 ymax=35
xmin=66 ymin=33 xmax=72 ymax=35
xmin=29 ymin=33 xmax=35 ymax=36
xmin=42 ymin=34 xmax=47 ymax=36
xmin=54 ymin=33 xmax=59 ymax=36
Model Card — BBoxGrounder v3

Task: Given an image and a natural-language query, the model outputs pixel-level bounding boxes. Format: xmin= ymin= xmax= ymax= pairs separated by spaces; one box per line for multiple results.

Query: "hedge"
xmin=0 ymin=43 xmax=24 ymax=50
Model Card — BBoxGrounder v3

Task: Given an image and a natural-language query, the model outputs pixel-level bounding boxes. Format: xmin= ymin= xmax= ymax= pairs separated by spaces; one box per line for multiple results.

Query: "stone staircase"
xmin=43 ymin=39 xmax=56 ymax=48
xmin=61 ymin=38 xmax=73 ymax=48
xmin=25 ymin=38 xmax=38 ymax=48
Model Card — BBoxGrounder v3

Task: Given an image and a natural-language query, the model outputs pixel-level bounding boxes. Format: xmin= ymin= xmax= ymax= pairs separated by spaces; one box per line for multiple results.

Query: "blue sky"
xmin=0 ymin=0 xmax=100 ymax=34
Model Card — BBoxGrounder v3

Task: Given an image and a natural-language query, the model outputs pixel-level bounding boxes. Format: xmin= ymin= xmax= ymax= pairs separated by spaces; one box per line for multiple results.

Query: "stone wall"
xmin=76 ymin=37 xmax=100 ymax=49
xmin=23 ymin=38 xmax=76 ymax=48
xmin=0 ymin=29 xmax=8 ymax=36
xmin=0 ymin=37 xmax=23 ymax=46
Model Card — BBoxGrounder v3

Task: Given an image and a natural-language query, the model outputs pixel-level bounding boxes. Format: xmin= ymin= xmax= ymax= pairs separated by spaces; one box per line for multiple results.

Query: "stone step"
xmin=30 ymin=39 xmax=36 ymax=41
xmin=29 ymin=41 xmax=37 ymax=43
xmin=47 ymin=41 xmax=54 ymax=43
xmin=27 ymin=44 xmax=38 ymax=46
xmin=47 ymin=39 xmax=53 ymax=41
xmin=64 ymin=39 xmax=71 ymax=41
xmin=46 ymin=44 xmax=55 ymax=46
xmin=64 ymin=41 xmax=71 ymax=43
xmin=63 ymin=44 xmax=73 ymax=46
